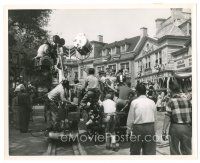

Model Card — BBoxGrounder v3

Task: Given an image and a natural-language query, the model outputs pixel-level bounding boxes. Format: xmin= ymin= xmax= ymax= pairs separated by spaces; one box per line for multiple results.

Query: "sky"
xmin=46 ymin=9 xmax=171 ymax=45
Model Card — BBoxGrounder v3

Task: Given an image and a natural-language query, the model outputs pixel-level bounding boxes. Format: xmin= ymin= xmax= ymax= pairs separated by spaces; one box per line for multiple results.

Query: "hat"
xmin=15 ymin=84 xmax=26 ymax=92
xmin=105 ymin=94 xmax=112 ymax=100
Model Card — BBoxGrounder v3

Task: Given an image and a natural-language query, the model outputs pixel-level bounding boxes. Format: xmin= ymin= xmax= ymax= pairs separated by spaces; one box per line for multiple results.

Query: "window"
xmin=146 ymin=43 xmax=150 ymax=51
xmin=80 ymin=68 xmax=83 ymax=78
xmin=159 ymin=51 xmax=162 ymax=65
xmin=138 ymin=60 xmax=143 ymax=72
xmin=145 ymin=57 xmax=148 ymax=68
xmin=111 ymin=47 xmax=116 ymax=55
xmin=108 ymin=64 xmax=116 ymax=73
xmin=148 ymin=56 xmax=151 ymax=68
xmin=121 ymin=45 xmax=126 ymax=53
xmin=155 ymin=52 xmax=158 ymax=65
xmin=121 ymin=62 xmax=129 ymax=72
xmin=97 ymin=66 xmax=104 ymax=72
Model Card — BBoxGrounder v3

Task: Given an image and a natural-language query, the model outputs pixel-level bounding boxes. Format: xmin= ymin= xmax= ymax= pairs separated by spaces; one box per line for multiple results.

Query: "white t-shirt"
xmin=102 ymin=99 xmax=116 ymax=114
xmin=36 ymin=44 xmax=49 ymax=58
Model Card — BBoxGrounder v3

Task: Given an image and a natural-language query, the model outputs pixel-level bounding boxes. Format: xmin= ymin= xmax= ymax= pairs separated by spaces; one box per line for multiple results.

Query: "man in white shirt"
xmin=101 ymin=94 xmax=117 ymax=150
xmin=127 ymin=83 xmax=156 ymax=155
xmin=34 ymin=43 xmax=50 ymax=59
xmin=45 ymin=80 xmax=69 ymax=130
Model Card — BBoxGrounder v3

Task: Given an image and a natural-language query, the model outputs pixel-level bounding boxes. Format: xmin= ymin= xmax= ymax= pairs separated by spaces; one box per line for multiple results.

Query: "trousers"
xmin=130 ymin=123 xmax=156 ymax=155
xmin=169 ymin=123 xmax=192 ymax=155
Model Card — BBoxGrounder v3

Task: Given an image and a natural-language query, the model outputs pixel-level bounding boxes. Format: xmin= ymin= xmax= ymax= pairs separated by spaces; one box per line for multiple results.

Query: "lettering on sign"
xmin=176 ymin=59 xmax=185 ymax=69
xmin=177 ymin=64 xmax=186 ymax=68
xmin=189 ymin=58 xmax=192 ymax=66
xmin=177 ymin=60 xmax=184 ymax=65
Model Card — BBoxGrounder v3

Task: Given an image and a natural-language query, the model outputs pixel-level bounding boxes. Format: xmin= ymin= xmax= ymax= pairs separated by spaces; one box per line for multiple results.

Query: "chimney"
xmin=97 ymin=35 xmax=103 ymax=42
xmin=140 ymin=27 xmax=148 ymax=37
xmin=171 ymin=8 xmax=183 ymax=20
xmin=155 ymin=18 xmax=166 ymax=32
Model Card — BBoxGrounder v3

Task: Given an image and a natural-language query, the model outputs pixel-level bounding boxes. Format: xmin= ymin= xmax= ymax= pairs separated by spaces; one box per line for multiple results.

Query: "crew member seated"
xmin=116 ymin=80 xmax=132 ymax=111
xmin=79 ymin=68 xmax=100 ymax=115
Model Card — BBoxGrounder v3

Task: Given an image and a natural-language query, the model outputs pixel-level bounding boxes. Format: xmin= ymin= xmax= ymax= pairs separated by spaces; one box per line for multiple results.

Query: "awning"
xmin=174 ymin=72 xmax=192 ymax=79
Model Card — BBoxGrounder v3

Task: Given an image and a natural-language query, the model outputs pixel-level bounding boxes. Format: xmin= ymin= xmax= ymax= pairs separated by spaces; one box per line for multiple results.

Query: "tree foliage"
xmin=9 ymin=9 xmax=52 ymax=50
xmin=8 ymin=9 xmax=52 ymax=80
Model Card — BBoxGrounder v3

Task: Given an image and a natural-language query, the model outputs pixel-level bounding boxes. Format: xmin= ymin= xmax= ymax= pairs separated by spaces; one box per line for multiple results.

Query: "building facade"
xmin=68 ymin=8 xmax=192 ymax=89
xmin=134 ymin=8 xmax=191 ymax=89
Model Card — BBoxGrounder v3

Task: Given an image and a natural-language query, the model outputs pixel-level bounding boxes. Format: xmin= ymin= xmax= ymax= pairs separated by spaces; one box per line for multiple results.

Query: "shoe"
xmin=106 ymin=145 xmax=111 ymax=150
xmin=111 ymin=143 xmax=119 ymax=152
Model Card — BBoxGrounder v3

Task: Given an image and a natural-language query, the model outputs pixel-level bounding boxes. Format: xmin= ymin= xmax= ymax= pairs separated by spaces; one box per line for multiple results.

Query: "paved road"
xmin=9 ymin=106 xmax=170 ymax=155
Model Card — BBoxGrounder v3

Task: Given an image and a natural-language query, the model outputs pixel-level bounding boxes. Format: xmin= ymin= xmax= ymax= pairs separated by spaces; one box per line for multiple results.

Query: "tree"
xmin=9 ymin=9 xmax=52 ymax=50
xmin=8 ymin=10 xmax=52 ymax=86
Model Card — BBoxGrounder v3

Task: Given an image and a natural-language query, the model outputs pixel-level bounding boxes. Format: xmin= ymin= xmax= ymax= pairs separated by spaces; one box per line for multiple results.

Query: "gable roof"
xmin=102 ymin=36 xmax=140 ymax=52
xmin=171 ymin=47 xmax=189 ymax=56
xmin=133 ymin=36 xmax=158 ymax=54
xmin=184 ymin=39 xmax=191 ymax=47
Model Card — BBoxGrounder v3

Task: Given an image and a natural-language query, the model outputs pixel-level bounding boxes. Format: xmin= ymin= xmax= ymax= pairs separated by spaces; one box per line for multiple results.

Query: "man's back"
xmin=119 ymin=85 xmax=131 ymax=100
xmin=127 ymin=95 xmax=156 ymax=125
xmin=36 ymin=44 xmax=49 ymax=58
xmin=48 ymin=84 xmax=65 ymax=101
xmin=86 ymin=75 xmax=99 ymax=90
xmin=102 ymin=99 xmax=116 ymax=114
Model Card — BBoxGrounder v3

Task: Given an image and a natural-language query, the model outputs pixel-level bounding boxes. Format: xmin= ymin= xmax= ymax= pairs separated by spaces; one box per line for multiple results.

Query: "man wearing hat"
xmin=162 ymin=78 xmax=192 ymax=155
xmin=16 ymin=84 xmax=31 ymax=133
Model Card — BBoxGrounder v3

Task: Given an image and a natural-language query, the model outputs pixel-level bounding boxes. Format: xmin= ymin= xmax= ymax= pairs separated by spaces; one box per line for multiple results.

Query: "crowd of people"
xmin=10 ymin=66 xmax=192 ymax=155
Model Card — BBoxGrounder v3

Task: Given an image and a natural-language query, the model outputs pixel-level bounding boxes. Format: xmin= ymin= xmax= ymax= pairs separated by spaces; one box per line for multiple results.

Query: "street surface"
xmin=9 ymin=105 xmax=169 ymax=155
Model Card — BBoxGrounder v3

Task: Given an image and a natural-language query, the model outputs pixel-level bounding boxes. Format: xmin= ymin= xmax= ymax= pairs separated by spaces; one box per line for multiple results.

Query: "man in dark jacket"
xmin=18 ymin=87 xmax=31 ymax=133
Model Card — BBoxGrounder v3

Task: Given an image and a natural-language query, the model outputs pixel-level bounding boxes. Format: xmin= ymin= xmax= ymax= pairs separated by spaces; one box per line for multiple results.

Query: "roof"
xmin=171 ymin=47 xmax=189 ymax=56
xmin=156 ymin=24 xmax=186 ymax=38
xmin=178 ymin=19 xmax=191 ymax=27
xmin=134 ymin=36 xmax=158 ymax=54
xmin=102 ymin=36 xmax=140 ymax=52
xmin=184 ymin=39 xmax=191 ymax=47
xmin=157 ymin=35 xmax=190 ymax=43
xmin=90 ymin=40 xmax=106 ymax=45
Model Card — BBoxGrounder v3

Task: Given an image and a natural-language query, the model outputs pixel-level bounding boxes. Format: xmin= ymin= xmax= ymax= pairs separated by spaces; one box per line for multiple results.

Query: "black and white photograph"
xmin=5 ymin=5 xmax=196 ymax=157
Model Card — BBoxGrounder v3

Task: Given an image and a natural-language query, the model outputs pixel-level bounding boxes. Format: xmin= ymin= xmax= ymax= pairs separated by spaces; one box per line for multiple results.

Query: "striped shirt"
xmin=166 ymin=94 xmax=192 ymax=124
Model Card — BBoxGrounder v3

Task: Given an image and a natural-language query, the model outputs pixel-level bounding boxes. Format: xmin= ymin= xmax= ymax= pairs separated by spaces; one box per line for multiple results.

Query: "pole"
xmin=69 ymin=48 xmax=71 ymax=59
xmin=57 ymin=44 xmax=65 ymax=82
